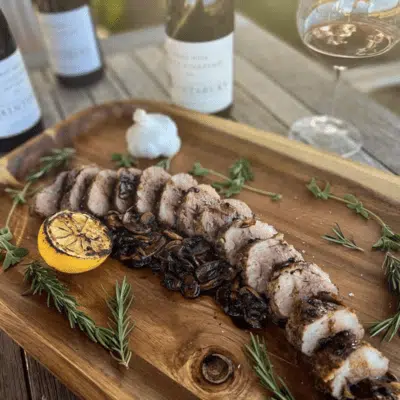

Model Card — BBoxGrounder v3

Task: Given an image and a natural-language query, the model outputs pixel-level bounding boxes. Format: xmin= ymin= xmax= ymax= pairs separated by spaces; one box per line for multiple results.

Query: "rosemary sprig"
xmin=246 ymin=333 xmax=295 ymax=400
xmin=156 ymin=158 xmax=171 ymax=171
xmin=106 ymin=277 xmax=134 ymax=368
xmin=322 ymin=223 xmax=364 ymax=252
xmin=1 ymin=148 xmax=75 ymax=270
xmin=190 ymin=160 xmax=282 ymax=201
xmin=307 ymin=178 xmax=399 ymax=252
xmin=370 ymin=301 xmax=400 ymax=342
xmin=111 ymin=153 xmax=137 ymax=168
xmin=24 ymin=262 xmax=113 ymax=348
xmin=382 ymin=253 xmax=400 ymax=295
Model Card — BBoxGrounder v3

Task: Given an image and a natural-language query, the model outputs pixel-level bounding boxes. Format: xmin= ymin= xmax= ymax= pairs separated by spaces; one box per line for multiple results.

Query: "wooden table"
xmin=1 ymin=16 xmax=399 ymax=400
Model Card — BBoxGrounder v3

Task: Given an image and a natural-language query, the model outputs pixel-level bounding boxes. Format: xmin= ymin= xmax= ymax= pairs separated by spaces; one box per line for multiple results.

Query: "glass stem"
xmin=331 ymin=66 xmax=347 ymax=117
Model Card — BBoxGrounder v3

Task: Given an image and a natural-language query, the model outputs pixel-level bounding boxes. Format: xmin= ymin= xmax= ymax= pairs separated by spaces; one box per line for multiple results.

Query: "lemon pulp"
xmin=38 ymin=211 xmax=112 ymax=274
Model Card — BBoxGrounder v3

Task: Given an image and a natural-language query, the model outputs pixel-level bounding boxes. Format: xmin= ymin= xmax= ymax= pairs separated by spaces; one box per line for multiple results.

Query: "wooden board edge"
xmin=162 ymin=104 xmax=400 ymax=199
xmin=0 ymin=99 xmax=398 ymax=199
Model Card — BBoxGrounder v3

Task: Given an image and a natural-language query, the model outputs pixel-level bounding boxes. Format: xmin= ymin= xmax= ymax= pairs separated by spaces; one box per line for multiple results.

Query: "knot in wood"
xmin=201 ymin=353 xmax=234 ymax=385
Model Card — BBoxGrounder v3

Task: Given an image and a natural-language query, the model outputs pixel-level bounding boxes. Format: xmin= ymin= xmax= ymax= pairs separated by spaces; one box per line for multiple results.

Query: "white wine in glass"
xmin=290 ymin=0 xmax=400 ymax=157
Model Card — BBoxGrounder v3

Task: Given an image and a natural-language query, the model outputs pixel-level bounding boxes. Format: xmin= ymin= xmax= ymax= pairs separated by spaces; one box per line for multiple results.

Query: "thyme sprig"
xmin=156 ymin=158 xmax=171 ymax=171
xmin=24 ymin=262 xmax=113 ymax=348
xmin=1 ymin=148 xmax=75 ymax=270
xmin=307 ymin=178 xmax=399 ymax=252
xmin=322 ymin=223 xmax=364 ymax=252
xmin=106 ymin=277 xmax=134 ymax=368
xmin=246 ymin=333 xmax=295 ymax=400
xmin=111 ymin=153 xmax=137 ymax=168
xmin=190 ymin=159 xmax=282 ymax=201
xmin=0 ymin=228 xmax=29 ymax=271
xmin=26 ymin=148 xmax=75 ymax=182
xmin=370 ymin=301 xmax=400 ymax=342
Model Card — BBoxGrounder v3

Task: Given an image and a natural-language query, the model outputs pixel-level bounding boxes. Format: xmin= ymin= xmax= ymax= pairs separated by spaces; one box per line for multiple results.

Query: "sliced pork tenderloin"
xmin=85 ymin=169 xmax=117 ymax=217
xmin=314 ymin=331 xmax=389 ymax=399
xmin=158 ymin=173 xmax=198 ymax=227
xmin=223 ymin=199 xmax=253 ymax=219
xmin=136 ymin=166 xmax=171 ymax=214
xmin=217 ymin=219 xmax=277 ymax=265
xmin=114 ymin=167 xmax=142 ymax=213
xmin=32 ymin=171 xmax=69 ymax=218
xmin=194 ymin=199 xmax=255 ymax=242
xmin=266 ymin=261 xmax=338 ymax=320
xmin=177 ymin=184 xmax=220 ymax=236
xmin=60 ymin=166 xmax=100 ymax=211
xmin=58 ymin=167 xmax=82 ymax=204
xmin=285 ymin=293 xmax=364 ymax=356
xmin=194 ymin=202 xmax=240 ymax=242
xmin=238 ymin=235 xmax=304 ymax=292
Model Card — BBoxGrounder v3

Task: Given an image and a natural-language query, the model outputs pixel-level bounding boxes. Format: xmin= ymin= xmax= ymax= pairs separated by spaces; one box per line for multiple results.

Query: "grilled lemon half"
xmin=38 ymin=211 xmax=113 ymax=274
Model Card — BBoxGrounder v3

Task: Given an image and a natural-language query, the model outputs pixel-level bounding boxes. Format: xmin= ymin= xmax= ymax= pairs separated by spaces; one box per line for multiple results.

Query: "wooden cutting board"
xmin=0 ymin=100 xmax=399 ymax=400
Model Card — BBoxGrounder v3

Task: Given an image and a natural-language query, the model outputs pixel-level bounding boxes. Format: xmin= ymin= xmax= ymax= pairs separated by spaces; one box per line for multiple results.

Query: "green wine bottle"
xmin=166 ymin=0 xmax=234 ymax=117
xmin=0 ymin=8 xmax=43 ymax=153
xmin=36 ymin=0 xmax=104 ymax=87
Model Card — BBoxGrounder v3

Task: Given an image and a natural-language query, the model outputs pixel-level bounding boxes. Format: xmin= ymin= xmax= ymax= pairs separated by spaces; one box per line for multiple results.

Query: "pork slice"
xmin=194 ymin=199 xmax=255 ymax=242
xmin=59 ymin=166 xmax=100 ymax=211
xmin=158 ymin=173 xmax=198 ymax=227
xmin=32 ymin=171 xmax=68 ymax=218
xmin=223 ymin=199 xmax=253 ymax=219
xmin=314 ymin=332 xmax=389 ymax=399
xmin=217 ymin=219 xmax=278 ymax=265
xmin=266 ymin=262 xmax=338 ymax=320
xmin=56 ymin=167 xmax=82 ymax=209
xmin=285 ymin=293 xmax=364 ymax=356
xmin=194 ymin=202 xmax=239 ymax=242
xmin=177 ymin=184 xmax=220 ymax=236
xmin=86 ymin=169 xmax=118 ymax=217
xmin=238 ymin=235 xmax=304 ymax=293
xmin=114 ymin=167 xmax=142 ymax=213
xmin=136 ymin=166 xmax=171 ymax=214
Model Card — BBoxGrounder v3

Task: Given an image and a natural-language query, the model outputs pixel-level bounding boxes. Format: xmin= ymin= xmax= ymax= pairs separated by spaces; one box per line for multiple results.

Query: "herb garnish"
xmin=111 ymin=153 xmax=137 ymax=168
xmin=307 ymin=178 xmax=399 ymax=252
xmin=190 ymin=159 xmax=282 ymax=200
xmin=0 ymin=228 xmax=29 ymax=271
xmin=1 ymin=148 xmax=75 ymax=270
xmin=24 ymin=262 xmax=113 ymax=348
xmin=106 ymin=277 xmax=134 ymax=368
xmin=382 ymin=253 xmax=400 ymax=296
xmin=26 ymin=148 xmax=75 ymax=182
xmin=322 ymin=223 xmax=364 ymax=252
xmin=370 ymin=301 xmax=400 ymax=342
xmin=246 ymin=333 xmax=295 ymax=400
xmin=156 ymin=158 xmax=171 ymax=171
xmin=25 ymin=263 xmax=136 ymax=364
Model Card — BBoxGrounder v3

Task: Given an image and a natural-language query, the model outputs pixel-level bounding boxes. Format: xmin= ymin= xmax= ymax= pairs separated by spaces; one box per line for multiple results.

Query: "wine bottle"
xmin=0 ymin=8 xmax=43 ymax=153
xmin=165 ymin=0 xmax=234 ymax=117
xmin=36 ymin=0 xmax=104 ymax=87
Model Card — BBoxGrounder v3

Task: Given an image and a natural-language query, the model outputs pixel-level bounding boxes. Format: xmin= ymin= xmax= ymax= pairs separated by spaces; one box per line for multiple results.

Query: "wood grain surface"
xmin=0 ymin=100 xmax=399 ymax=400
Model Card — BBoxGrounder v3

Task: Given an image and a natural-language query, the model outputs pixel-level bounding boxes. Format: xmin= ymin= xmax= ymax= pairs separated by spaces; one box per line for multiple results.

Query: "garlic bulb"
xmin=126 ymin=109 xmax=181 ymax=159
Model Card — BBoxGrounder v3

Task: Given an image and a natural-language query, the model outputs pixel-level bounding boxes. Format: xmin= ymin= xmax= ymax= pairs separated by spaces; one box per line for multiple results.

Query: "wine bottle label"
xmin=0 ymin=50 xmax=41 ymax=139
xmin=38 ymin=5 xmax=102 ymax=77
xmin=165 ymin=33 xmax=234 ymax=113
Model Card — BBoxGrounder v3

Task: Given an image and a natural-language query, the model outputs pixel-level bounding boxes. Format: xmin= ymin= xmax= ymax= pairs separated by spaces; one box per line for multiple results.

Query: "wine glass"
xmin=290 ymin=0 xmax=400 ymax=158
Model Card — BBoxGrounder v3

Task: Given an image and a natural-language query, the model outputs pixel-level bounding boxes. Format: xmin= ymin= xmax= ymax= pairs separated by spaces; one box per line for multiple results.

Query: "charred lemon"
xmin=38 ymin=211 xmax=113 ymax=274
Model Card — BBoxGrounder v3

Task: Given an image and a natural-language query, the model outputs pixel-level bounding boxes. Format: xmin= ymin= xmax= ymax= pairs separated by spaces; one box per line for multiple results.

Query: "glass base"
xmin=289 ymin=115 xmax=363 ymax=158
